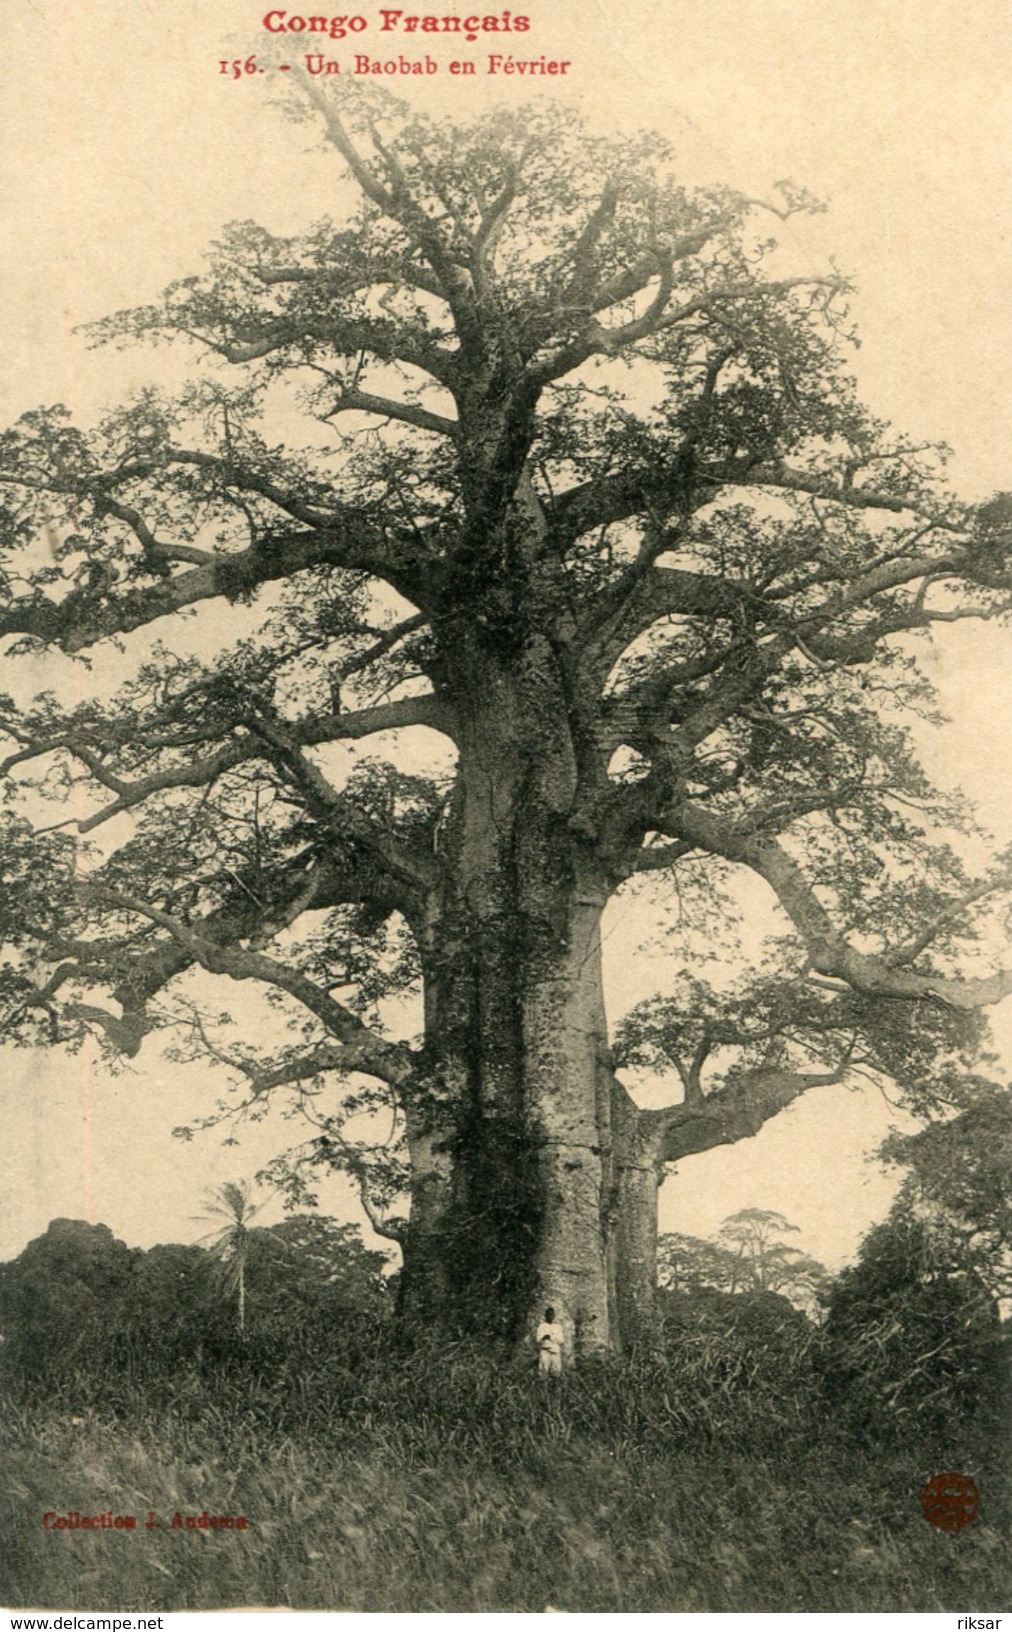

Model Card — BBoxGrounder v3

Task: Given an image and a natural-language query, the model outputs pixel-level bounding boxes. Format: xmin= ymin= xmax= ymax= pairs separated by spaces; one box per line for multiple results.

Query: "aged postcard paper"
xmin=1 ymin=0 xmax=1010 ymax=1614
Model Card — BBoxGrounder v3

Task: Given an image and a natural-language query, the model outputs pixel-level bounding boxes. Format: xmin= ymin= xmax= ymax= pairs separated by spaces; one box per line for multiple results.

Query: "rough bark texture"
xmin=611 ymin=1082 xmax=664 ymax=1351
xmin=524 ymin=886 xmax=612 ymax=1353
xmin=397 ymin=1107 xmax=455 ymax=1323
xmin=400 ymin=629 xmax=619 ymax=1350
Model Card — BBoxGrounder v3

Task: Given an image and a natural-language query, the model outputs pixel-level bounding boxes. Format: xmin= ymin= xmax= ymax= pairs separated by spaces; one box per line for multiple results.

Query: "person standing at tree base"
xmin=536 ymin=1307 xmax=564 ymax=1376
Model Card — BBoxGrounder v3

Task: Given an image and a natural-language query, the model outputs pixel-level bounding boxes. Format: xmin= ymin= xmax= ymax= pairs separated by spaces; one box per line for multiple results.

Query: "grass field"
xmin=2 ymin=1333 xmax=1008 ymax=1613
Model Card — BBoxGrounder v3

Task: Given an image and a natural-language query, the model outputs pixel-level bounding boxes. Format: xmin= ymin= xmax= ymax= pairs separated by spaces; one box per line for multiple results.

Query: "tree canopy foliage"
xmin=1 ymin=85 xmax=1011 ymax=1349
xmin=879 ymin=1085 xmax=1012 ymax=1298
xmin=820 ymin=1208 xmax=1006 ymax=1441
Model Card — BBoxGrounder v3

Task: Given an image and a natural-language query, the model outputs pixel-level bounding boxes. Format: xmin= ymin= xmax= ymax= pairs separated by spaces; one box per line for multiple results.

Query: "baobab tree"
xmin=1 ymin=86 xmax=1011 ymax=1355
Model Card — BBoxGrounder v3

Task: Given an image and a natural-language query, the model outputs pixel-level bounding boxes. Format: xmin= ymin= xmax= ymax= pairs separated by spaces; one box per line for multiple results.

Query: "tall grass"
xmin=2 ymin=1312 xmax=1008 ymax=1612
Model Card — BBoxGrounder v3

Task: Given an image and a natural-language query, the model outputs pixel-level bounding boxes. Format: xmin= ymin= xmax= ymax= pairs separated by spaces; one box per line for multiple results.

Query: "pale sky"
xmin=1 ymin=0 xmax=1010 ymax=1269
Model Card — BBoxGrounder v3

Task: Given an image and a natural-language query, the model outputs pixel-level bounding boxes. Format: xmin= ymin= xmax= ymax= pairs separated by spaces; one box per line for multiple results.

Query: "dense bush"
xmin=2 ymin=1223 xmax=816 ymax=1459
xmin=0 ymin=1214 xmax=393 ymax=1397
xmin=819 ymin=1212 xmax=1008 ymax=1446
xmin=0 ymin=1219 xmax=141 ymax=1384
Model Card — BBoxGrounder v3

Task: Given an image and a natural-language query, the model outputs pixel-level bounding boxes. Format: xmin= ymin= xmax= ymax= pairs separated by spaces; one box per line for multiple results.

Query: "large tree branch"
xmin=585 ymin=535 xmax=999 ymax=792
xmin=213 ymin=1037 xmax=408 ymax=1103
xmin=665 ymin=804 xmax=1012 ymax=1011
xmin=253 ymin=258 xmax=445 ymax=302
xmin=0 ymin=446 xmax=336 ymax=538
xmin=578 ymin=565 xmax=754 ymax=699
xmin=532 ymin=275 xmax=844 ymax=388
xmin=193 ymin=313 xmax=457 ymax=386
xmin=77 ymin=885 xmax=415 ymax=1085
xmin=553 ymin=455 xmax=962 ymax=558
xmin=559 ymin=179 xmax=619 ymax=303
xmin=323 ymin=384 xmax=458 ymax=440
xmin=470 ymin=160 xmax=520 ymax=291
xmin=86 ymin=493 xmax=216 ymax=568
xmin=28 ymin=692 xmax=453 ymax=834
xmin=591 ymin=571 xmax=999 ymax=859
xmin=889 ymin=873 xmax=1012 ymax=967
xmin=625 ymin=838 xmax=695 ymax=874
xmin=12 ymin=836 xmax=413 ymax=1059
xmin=303 ymin=82 xmax=483 ymax=356
xmin=243 ymin=709 xmax=440 ymax=905
xmin=353 ymin=1179 xmax=408 ymax=1246
xmin=642 ymin=1064 xmax=845 ymax=1165
xmin=582 ymin=222 xmax=732 ymax=315
xmin=595 ymin=636 xmax=794 ymax=848
xmin=0 ymin=520 xmax=433 ymax=653
xmin=725 ymin=460 xmax=961 ymax=522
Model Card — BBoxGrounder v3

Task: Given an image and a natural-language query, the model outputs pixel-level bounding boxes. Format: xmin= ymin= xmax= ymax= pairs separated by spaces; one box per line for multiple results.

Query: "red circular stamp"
xmin=919 ymin=1472 xmax=980 ymax=1533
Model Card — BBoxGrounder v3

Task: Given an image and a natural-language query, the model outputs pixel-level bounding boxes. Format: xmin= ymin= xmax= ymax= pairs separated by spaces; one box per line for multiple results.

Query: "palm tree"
xmin=196 ymin=1181 xmax=265 ymax=1335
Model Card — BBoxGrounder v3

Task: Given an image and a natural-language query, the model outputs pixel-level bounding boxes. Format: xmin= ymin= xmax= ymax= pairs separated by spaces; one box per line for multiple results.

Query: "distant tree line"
xmin=658 ymin=1208 xmax=829 ymax=1313
xmin=0 ymin=1208 xmax=392 ymax=1387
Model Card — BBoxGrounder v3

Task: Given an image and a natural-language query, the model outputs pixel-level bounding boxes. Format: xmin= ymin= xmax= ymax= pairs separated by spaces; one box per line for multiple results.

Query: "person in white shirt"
xmin=536 ymin=1306 xmax=564 ymax=1375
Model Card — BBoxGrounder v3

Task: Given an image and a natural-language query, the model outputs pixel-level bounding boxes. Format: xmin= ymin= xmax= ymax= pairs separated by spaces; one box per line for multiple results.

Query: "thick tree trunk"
xmin=392 ymin=617 xmax=837 ymax=1357
xmin=408 ymin=870 xmax=614 ymax=1353
xmin=523 ymin=881 xmax=612 ymax=1356
xmin=605 ymin=1066 xmax=848 ymax=1350
xmin=611 ymin=1083 xmax=664 ymax=1352
xmin=396 ymin=632 xmax=618 ymax=1355
xmin=614 ymin=1163 xmax=660 ymax=1350
xmin=396 ymin=1107 xmax=455 ymax=1324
